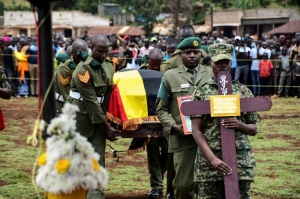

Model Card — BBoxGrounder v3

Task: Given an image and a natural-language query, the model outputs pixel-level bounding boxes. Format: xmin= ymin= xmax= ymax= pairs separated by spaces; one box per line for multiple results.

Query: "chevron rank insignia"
xmin=78 ymin=71 xmax=90 ymax=84
xmin=59 ymin=74 xmax=70 ymax=86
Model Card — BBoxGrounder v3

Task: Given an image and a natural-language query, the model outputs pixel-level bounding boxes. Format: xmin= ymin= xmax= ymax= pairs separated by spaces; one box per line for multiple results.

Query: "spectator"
xmin=14 ymin=44 xmax=29 ymax=97
xmin=271 ymin=51 xmax=280 ymax=97
xmin=276 ymin=46 xmax=292 ymax=98
xmin=259 ymin=42 xmax=271 ymax=59
xmin=250 ymin=43 xmax=260 ymax=97
xmin=235 ymin=37 xmax=251 ymax=85
xmin=26 ymin=37 xmax=38 ymax=97
xmin=259 ymin=52 xmax=273 ymax=96
xmin=292 ymin=52 xmax=300 ymax=98
xmin=212 ymin=31 xmax=223 ymax=44
xmin=2 ymin=38 xmax=16 ymax=96
xmin=139 ymin=39 xmax=154 ymax=57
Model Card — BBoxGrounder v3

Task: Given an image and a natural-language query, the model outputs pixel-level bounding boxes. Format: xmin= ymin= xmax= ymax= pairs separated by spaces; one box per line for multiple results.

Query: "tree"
xmin=131 ymin=0 xmax=164 ymax=36
xmin=0 ymin=1 xmax=4 ymax=16
xmin=78 ymin=0 xmax=99 ymax=14
xmin=233 ymin=0 xmax=258 ymax=10
xmin=52 ymin=0 xmax=79 ymax=11
xmin=164 ymin=0 xmax=195 ymax=36
xmin=259 ymin=0 xmax=271 ymax=8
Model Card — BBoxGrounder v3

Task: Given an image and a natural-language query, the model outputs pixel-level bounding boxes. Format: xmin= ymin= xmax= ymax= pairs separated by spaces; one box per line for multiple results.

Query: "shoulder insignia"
xmin=59 ymin=74 xmax=70 ymax=86
xmin=78 ymin=71 xmax=90 ymax=84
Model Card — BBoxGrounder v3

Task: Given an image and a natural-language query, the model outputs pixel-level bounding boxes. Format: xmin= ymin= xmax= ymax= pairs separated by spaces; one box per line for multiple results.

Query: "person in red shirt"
xmin=259 ymin=52 xmax=273 ymax=96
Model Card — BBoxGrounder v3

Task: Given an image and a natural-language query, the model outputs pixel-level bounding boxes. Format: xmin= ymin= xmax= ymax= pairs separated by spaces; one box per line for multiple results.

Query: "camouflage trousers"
xmin=195 ymin=180 xmax=252 ymax=199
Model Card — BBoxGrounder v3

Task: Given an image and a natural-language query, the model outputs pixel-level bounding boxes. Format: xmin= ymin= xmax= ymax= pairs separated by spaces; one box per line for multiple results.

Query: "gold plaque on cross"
xmin=210 ymin=94 xmax=241 ymax=117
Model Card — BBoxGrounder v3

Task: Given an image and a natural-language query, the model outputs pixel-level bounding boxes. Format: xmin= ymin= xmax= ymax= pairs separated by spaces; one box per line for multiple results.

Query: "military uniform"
xmin=139 ymin=62 xmax=149 ymax=70
xmin=192 ymin=79 xmax=256 ymax=199
xmin=66 ymin=51 xmax=114 ymax=199
xmin=160 ymin=49 xmax=208 ymax=74
xmin=0 ymin=66 xmax=11 ymax=89
xmin=156 ymin=37 xmax=214 ymax=199
xmin=192 ymin=43 xmax=256 ymax=199
xmin=139 ymin=64 xmax=169 ymax=196
xmin=54 ymin=54 xmax=76 ymax=114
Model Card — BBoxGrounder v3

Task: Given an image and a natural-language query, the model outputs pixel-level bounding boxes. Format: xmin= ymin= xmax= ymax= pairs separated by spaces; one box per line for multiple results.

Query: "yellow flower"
xmin=92 ymin=158 xmax=100 ymax=171
xmin=55 ymin=159 xmax=70 ymax=174
xmin=38 ymin=153 xmax=47 ymax=166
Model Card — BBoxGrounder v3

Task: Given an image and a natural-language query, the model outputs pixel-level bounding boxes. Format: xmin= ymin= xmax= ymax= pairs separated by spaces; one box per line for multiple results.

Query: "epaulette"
xmin=56 ymin=54 xmax=70 ymax=63
xmin=104 ymin=58 xmax=113 ymax=64
xmin=77 ymin=50 xmax=89 ymax=62
xmin=68 ymin=61 xmax=77 ymax=69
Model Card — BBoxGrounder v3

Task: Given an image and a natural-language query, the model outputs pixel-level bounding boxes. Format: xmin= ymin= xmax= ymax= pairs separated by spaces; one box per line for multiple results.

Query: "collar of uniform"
xmin=183 ymin=64 xmax=200 ymax=73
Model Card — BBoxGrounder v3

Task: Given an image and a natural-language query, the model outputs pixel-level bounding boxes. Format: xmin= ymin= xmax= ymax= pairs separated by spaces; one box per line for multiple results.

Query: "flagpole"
xmin=27 ymin=0 xmax=56 ymax=140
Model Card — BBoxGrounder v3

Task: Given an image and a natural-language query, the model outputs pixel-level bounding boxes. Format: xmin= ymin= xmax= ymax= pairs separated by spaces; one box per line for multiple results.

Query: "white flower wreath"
xmin=35 ymin=103 xmax=108 ymax=194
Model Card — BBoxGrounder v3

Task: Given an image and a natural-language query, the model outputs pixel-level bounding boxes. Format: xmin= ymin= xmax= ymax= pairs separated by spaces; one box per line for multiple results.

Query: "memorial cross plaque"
xmin=181 ymin=71 xmax=272 ymax=199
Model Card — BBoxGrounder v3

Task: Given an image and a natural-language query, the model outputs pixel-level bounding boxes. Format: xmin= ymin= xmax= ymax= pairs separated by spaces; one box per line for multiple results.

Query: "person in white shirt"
xmin=235 ymin=37 xmax=251 ymax=84
xmin=250 ymin=47 xmax=260 ymax=96
xmin=139 ymin=39 xmax=154 ymax=57
xmin=259 ymin=42 xmax=271 ymax=59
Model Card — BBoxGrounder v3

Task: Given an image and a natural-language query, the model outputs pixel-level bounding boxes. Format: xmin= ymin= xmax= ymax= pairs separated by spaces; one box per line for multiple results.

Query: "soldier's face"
xmin=148 ymin=57 xmax=162 ymax=71
xmin=92 ymin=42 xmax=109 ymax=63
xmin=211 ymin=59 xmax=231 ymax=77
xmin=180 ymin=48 xmax=201 ymax=69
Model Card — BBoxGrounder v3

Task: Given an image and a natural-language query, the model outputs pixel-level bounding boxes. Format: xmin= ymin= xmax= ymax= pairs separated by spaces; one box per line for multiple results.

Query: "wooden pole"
xmin=27 ymin=0 xmax=56 ymax=140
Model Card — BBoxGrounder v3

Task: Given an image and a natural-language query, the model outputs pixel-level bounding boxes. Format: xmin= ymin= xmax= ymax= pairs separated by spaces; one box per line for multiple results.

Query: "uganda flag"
xmin=107 ymin=69 xmax=163 ymax=131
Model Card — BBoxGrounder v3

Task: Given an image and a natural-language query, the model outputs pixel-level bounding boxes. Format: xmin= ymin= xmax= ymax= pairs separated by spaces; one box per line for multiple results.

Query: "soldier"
xmin=55 ymin=39 xmax=88 ymax=114
xmin=139 ymin=48 xmax=169 ymax=198
xmin=160 ymin=25 xmax=208 ymax=74
xmin=156 ymin=37 xmax=214 ymax=199
xmin=191 ymin=43 xmax=257 ymax=199
xmin=0 ymin=66 xmax=12 ymax=99
xmin=67 ymin=34 xmax=119 ymax=199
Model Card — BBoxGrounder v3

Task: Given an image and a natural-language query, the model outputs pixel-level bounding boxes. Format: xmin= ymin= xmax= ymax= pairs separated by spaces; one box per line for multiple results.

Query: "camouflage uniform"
xmin=192 ymin=78 xmax=257 ymax=199
xmin=0 ymin=66 xmax=11 ymax=89
xmin=54 ymin=54 xmax=76 ymax=114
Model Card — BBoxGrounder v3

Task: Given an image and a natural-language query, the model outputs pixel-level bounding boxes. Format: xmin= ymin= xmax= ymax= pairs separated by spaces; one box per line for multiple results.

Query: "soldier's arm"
xmin=156 ymin=77 xmax=177 ymax=133
xmin=57 ymin=65 xmax=71 ymax=100
xmin=192 ymin=117 xmax=232 ymax=176
xmin=73 ymin=68 xmax=107 ymax=124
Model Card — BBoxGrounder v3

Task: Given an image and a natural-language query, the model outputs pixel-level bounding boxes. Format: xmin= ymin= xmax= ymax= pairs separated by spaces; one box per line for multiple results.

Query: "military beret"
xmin=56 ymin=54 xmax=70 ymax=63
xmin=208 ymin=44 xmax=234 ymax=62
xmin=177 ymin=37 xmax=201 ymax=50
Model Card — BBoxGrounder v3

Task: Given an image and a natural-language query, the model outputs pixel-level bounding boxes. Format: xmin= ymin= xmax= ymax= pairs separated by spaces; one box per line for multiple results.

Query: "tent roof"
xmin=266 ymin=20 xmax=300 ymax=34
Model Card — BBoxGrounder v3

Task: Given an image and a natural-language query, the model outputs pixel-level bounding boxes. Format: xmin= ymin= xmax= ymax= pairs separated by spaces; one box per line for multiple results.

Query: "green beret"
xmin=177 ymin=37 xmax=201 ymax=50
xmin=56 ymin=54 xmax=70 ymax=63
xmin=208 ymin=44 xmax=234 ymax=62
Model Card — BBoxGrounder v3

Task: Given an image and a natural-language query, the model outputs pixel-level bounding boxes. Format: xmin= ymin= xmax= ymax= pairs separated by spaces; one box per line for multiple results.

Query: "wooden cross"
xmin=181 ymin=71 xmax=272 ymax=199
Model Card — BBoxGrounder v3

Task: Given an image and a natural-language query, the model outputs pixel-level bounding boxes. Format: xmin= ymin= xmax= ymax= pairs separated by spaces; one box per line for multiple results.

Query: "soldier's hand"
xmin=211 ymin=158 xmax=232 ymax=176
xmin=103 ymin=122 xmax=119 ymax=141
xmin=221 ymin=118 xmax=242 ymax=130
xmin=171 ymin=124 xmax=184 ymax=136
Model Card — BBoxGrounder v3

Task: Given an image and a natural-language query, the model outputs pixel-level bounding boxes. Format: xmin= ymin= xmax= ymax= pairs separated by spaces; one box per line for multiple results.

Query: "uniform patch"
xmin=59 ymin=74 xmax=70 ymax=86
xmin=78 ymin=71 xmax=90 ymax=84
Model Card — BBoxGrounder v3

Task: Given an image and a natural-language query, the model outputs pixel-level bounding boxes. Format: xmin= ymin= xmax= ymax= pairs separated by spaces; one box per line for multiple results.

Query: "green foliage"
xmin=52 ymin=0 xmax=79 ymax=11
xmin=131 ymin=0 xmax=163 ymax=37
xmin=233 ymin=0 xmax=258 ymax=10
xmin=259 ymin=0 xmax=271 ymax=8
xmin=78 ymin=0 xmax=99 ymax=14
xmin=0 ymin=1 xmax=4 ymax=16
xmin=4 ymin=0 xmax=30 ymax=11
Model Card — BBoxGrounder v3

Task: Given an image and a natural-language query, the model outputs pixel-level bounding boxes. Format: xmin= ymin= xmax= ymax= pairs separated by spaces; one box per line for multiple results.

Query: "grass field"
xmin=0 ymin=97 xmax=300 ymax=199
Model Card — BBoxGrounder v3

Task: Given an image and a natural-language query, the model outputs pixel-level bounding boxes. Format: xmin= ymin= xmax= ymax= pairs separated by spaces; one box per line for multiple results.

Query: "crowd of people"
xmin=0 ymin=25 xmax=300 ymax=199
